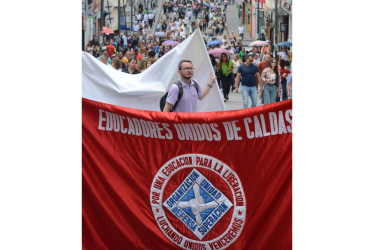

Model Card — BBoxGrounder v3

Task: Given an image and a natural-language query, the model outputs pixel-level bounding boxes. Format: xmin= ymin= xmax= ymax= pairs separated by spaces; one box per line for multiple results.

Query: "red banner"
xmin=83 ymin=98 xmax=292 ymax=250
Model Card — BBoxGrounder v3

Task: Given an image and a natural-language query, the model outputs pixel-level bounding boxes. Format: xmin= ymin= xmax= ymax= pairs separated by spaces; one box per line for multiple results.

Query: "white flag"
xmin=82 ymin=30 xmax=225 ymax=112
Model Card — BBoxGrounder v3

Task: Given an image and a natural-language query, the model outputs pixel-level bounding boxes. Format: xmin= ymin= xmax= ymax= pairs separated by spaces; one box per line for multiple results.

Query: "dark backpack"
xmin=159 ymin=80 xmax=199 ymax=112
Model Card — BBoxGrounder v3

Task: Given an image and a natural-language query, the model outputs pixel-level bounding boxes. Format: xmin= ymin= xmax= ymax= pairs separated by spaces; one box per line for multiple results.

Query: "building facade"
xmin=83 ymin=0 xmax=139 ymax=47
xmin=262 ymin=0 xmax=291 ymax=45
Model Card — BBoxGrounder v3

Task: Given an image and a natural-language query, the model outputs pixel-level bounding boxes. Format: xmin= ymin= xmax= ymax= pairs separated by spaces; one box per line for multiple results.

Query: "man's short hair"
xmin=148 ymin=50 xmax=156 ymax=57
xmin=128 ymin=56 xmax=137 ymax=63
xmin=100 ymin=52 xmax=108 ymax=60
xmin=178 ymin=60 xmax=192 ymax=70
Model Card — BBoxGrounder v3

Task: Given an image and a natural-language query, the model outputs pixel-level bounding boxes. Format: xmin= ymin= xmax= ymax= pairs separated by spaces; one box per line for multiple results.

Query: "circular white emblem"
xmin=150 ymin=154 xmax=246 ymax=249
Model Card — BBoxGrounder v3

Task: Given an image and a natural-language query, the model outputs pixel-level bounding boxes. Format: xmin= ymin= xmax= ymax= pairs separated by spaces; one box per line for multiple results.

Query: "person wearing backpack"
xmin=162 ymin=60 xmax=216 ymax=112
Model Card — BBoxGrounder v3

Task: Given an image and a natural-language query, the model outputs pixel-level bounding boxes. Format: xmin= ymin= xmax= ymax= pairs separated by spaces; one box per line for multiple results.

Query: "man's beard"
xmin=182 ymin=73 xmax=192 ymax=79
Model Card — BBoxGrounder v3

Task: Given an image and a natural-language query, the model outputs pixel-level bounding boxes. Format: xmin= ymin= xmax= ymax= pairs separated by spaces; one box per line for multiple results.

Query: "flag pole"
xmin=118 ymin=0 xmax=121 ymax=50
xmin=100 ymin=0 xmax=104 ymax=44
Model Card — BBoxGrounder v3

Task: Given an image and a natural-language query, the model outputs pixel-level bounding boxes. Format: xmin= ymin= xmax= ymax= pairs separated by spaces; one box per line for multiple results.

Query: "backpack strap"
xmin=191 ymin=79 xmax=199 ymax=94
xmin=171 ymin=81 xmax=183 ymax=112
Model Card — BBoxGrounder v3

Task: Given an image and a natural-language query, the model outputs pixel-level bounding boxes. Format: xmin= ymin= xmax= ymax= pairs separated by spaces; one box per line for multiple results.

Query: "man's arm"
xmin=255 ymin=72 xmax=262 ymax=90
xmin=163 ymin=102 xmax=173 ymax=112
xmin=198 ymin=73 xmax=216 ymax=100
xmin=234 ymin=72 xmax=241 ymax=93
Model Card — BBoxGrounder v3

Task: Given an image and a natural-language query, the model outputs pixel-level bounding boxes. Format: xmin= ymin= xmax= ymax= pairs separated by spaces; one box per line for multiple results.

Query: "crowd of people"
xmin=84 ymin=0 xmax=292 ymax=110
xmin=209 ymin=38 xmax=292 ymax=107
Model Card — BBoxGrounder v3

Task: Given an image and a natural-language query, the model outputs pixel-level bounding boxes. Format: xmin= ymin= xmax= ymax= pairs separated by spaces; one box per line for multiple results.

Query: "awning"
xmin=278 ymin=6 xmax=291 ymax=16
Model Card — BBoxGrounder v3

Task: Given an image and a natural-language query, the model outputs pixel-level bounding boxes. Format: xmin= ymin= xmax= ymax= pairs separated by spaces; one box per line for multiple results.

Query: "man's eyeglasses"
xmin=248 ymin=60 xmax=253 ymax=62
xmin=181 ymin=67 xmax=195 ymax=71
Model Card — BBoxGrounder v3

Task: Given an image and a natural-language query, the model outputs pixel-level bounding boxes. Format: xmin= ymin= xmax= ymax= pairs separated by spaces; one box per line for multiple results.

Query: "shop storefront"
xmin=279 ymin=0 xmax=292 ymax=42
xmin=249 ymin=0 xmax=265 ymax=40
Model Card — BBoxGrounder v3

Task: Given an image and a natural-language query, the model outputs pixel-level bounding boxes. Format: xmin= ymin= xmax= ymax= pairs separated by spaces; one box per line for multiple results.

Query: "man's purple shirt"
xmin=166 ymin=78 xmax=202 ymax=112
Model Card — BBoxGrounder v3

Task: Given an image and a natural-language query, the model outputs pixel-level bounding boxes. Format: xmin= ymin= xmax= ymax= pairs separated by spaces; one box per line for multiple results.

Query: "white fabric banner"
xmin=82 ymin=30 xmax=226 ymax=112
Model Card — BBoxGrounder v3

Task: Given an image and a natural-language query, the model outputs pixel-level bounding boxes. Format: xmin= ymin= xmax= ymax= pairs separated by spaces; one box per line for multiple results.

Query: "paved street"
xmin=221 ymin=87 xmax=261 ymax=111
xmin=224 ymin=1 xmax=251 ymax=46
xmin=221 ymin=3 xmax=257 ymax=110
xmin=222 ymin=88 xmax=243 ymax=110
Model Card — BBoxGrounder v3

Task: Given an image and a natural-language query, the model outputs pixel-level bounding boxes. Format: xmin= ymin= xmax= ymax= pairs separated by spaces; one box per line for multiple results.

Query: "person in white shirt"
xmin=143 ymin=13 xmax=149 ymax=25
xmin=279 ymin=46 xmax=289 ymax=61
xmin=175 ymin=19 xmax=181 ymax=29
xmin=170 ymin=23 xmax=176 ymax=32
xmin=180 ymin=27 xmax=186 ymax=37
xmin=173 ymin=5 xmax=178 ymax=15
xmin=209 ymin=11 xmax=214 ymax=20
xmin=121 ymin=33 xmax=128 ymax=49
xmin=148 ymin=12 xmax=154 ymax=27
xmin=238 ymin=24 xmax=244 ymax=39
xmin=136 ymin=12 xmax=142 ymax=24
xmin=171 ymin=30 xmax=178 ymax=40
xmin=230 ymin=46 xmax=235 ymax=55
xmin=253 ymin=54 xmax=260 ymax=66
xmin=133 ymin=23 xmax=140 ymax=32
xmin=221 ymin=41 xmax=228 ymax=49
xmin=179 ymin=21 xmax=186 ymax=34
xmin=143 ymin=24 xmax=151 ymax=36
xmin=186 ymin=9 xmax=192 ymax=21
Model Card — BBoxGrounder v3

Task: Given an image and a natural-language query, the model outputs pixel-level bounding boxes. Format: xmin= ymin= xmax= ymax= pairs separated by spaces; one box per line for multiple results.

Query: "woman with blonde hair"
xmin=231 ymin=54 xmax=242 ymax=92
xmin=253 ymin=53 xmax=260 ymax=66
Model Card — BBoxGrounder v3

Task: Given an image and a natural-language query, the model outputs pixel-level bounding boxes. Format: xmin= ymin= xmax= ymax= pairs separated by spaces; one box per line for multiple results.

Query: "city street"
xmin=83 ymin=0 xmax=291 ymax=111
xmin=224 ymin=1 xmax=251 ymax=46
xmin=213 ymin=2 xmax=257 ymax=110
xmin=221 ymin=87 xmax=261 ymax=110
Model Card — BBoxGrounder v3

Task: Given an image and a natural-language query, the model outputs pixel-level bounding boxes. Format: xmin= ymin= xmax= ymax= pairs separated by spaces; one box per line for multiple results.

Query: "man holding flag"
xmin=163 ymin=60 xmax=216 ymax=112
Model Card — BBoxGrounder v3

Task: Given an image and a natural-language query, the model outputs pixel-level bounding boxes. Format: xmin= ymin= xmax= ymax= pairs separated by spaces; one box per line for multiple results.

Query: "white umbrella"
xmin=154 ymin=32 xmax=166 ymax=38
xmin=249 ymin=40 xmax=269 ymax=47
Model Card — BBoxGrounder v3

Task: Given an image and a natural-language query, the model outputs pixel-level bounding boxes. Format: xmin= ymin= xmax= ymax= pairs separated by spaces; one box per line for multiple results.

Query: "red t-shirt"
xmin=279 ymin=68 xmax=290 ymax=80
xmin=106 ymin=44 xmax=115 ymax=57
xmin=257 ymin=61 xmax=269 ymax=76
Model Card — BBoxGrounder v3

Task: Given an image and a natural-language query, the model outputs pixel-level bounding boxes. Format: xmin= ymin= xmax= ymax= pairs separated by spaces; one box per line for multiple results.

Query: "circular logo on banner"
xmin=150 ymin=154 xmax=246 ymax=250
